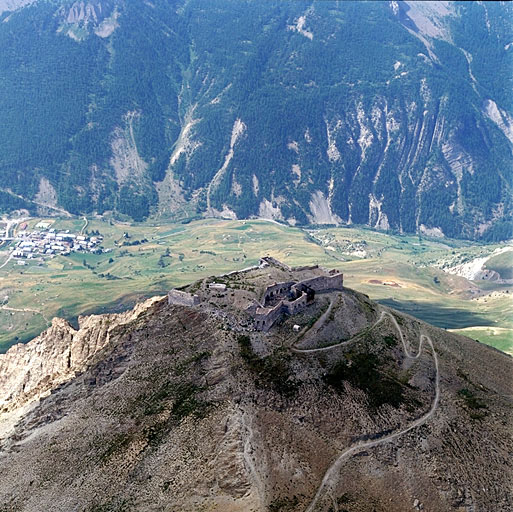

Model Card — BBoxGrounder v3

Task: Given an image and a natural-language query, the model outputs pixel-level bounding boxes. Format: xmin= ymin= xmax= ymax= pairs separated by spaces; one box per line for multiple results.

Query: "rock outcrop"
xmin=0 ymin=295 xmax=163 ymax=418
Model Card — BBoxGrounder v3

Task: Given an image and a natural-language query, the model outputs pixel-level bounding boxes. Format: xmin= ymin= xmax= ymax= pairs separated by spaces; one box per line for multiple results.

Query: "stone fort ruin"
xmin=167 ymin=257 xmax=343 ymax=331
xmin=249 ymin=269 xmax=343 ymax=331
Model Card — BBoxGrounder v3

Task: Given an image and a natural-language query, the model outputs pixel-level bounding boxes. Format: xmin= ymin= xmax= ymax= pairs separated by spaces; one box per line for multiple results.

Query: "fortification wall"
xmin=283 ymin=292 xmax=308 ymax=315
xmin=254 ymin=301 xmax=285 ymax=331
xmin=291 ymin=264 xmax=319 ymax=271
xmin=262 ymin=281 xmax=294 ymax=304
xmin=260 ymin=256 xmax=291 ymax=271
xmin=293 ymin=273 xmax=343 ymax=293
xmin=168 ymin=289 xmax=200 ymax=307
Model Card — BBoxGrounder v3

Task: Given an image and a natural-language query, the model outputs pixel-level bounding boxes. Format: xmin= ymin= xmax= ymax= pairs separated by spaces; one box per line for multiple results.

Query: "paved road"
xmin=293 ymin=309 xmax=440 ymax=512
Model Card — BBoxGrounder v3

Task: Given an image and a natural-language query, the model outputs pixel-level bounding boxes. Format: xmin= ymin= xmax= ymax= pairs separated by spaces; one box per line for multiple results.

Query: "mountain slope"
xmin=0 ymin=0 xmax=511 ymax=240
xmin=0 ymin=262 xmax=511 ymax=511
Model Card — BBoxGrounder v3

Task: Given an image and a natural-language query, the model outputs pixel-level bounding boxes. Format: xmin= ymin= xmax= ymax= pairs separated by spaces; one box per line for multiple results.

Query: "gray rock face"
xmin=0 ymin=296 xmax=163 ymax=420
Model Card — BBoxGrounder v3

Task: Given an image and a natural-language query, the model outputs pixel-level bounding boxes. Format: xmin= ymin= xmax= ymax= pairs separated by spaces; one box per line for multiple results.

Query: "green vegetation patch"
xmin=324 ymin=353 xmax=405 ymax=409
xmin=238 ymin=335 xmax=297 ymax=397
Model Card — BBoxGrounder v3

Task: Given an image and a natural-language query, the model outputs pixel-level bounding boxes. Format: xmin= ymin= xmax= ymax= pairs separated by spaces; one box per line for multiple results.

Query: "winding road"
xmin=292 ymin=308 xmax=440 ymax=512
xmin=80 ymin=216 xmax=88 ymax=235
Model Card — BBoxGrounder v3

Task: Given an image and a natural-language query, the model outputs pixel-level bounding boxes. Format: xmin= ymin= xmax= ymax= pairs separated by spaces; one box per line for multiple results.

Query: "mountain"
xmin=0 ymin=0 xmax=512 ymax=240
xmin=0 ymin=260 xmax=511 ymax=511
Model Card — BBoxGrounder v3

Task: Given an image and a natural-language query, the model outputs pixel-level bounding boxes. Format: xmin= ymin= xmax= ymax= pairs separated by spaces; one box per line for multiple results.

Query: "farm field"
xmin=0 ymin=217 xmax=511 ymax=355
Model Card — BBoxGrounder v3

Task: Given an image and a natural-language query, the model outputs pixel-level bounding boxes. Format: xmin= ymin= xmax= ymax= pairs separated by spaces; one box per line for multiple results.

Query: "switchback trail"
xmin=292 ymin=309 xmax=440 ymax=512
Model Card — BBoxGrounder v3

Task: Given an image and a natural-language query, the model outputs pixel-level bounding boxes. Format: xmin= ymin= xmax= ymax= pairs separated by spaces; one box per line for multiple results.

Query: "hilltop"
xmin=0 ymin=258 xmax=511 ymax=510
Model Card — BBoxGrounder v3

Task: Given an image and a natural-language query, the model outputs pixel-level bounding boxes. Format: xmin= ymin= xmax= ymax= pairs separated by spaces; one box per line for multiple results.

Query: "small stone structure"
xmin=168 ymin=289 xmax=200 ymax=306
xmin=208 ymin=283 xmax=227 ymax=291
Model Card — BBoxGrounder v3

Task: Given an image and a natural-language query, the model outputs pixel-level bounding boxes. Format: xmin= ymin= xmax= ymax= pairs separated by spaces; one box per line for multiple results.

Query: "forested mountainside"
xmin=0 ymin=0 xmax=512 ymax=240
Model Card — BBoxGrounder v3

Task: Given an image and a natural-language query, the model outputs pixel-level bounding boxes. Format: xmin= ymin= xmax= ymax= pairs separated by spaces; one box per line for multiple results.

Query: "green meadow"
xmin=0 ymin=217 xmax=510 ymax=355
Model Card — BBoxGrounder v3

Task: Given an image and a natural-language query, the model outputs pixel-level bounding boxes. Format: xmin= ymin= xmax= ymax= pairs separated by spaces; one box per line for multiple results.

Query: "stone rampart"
xmin=283 ymin=292 xmax=308 ymax=315
xmin=291 ymin=264 xmax=319 ymax=271
xmin=168 ymin=289 xmax=200 ymax=307
xmin=293 ymin=273 xmax=343 ymax=293
xmin=253 ymin=301 xmax=285 ymax=331
xmin=262 ymin=281 xmax=294 ymax=305
xmin=260 ymin=256 xmax=291 ymax=271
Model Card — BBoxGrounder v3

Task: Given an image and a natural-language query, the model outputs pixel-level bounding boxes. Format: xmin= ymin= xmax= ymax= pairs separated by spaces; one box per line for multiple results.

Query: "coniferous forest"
xmin=0 ymin=0 xmax=511 ymax=240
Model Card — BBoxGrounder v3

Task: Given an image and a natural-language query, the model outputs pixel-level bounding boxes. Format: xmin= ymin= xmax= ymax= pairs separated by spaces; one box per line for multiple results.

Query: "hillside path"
xmin=292 ymin=309 xmax=440 ymax=512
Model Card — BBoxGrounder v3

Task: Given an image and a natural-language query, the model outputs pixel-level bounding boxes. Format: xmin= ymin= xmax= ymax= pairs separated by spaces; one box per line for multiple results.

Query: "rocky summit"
xmin=0 ymin=258 xmax=511 ymax=511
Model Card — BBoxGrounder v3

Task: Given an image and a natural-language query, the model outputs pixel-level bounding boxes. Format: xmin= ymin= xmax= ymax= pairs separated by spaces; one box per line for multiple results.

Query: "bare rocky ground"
xmin=0 ymin=265 xmax=511 ymax=512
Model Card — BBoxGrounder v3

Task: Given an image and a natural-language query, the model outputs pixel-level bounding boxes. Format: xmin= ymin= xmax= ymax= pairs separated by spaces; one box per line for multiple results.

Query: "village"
xmin=0 ymin=220 xmax=104 ymax=266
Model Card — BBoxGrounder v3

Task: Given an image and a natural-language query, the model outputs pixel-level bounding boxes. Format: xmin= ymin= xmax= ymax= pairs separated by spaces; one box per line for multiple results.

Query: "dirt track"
xmin=292 ymin=309 xmax=440 ymax=512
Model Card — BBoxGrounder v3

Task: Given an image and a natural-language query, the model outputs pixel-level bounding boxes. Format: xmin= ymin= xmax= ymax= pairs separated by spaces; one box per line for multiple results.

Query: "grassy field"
xmin=0 ymin=217 xmax=511 ymax=355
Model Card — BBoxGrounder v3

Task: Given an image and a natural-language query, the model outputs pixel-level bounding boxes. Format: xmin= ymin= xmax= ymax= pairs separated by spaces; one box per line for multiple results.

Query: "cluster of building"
xmin=8 ymin=226 xmax=104 ymax=262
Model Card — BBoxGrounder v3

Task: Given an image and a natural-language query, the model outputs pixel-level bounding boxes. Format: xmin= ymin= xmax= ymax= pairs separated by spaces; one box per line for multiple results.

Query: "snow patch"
xmin=393 ymin=61 xmax=401 ymax=71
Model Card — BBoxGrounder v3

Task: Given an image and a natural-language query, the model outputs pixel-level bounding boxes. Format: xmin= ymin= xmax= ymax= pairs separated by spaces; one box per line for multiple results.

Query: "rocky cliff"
xmin=0 ymin=296 xmax=162 ymax=434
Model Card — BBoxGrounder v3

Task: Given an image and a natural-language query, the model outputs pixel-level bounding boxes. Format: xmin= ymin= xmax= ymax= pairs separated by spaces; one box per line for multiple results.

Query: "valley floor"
xmin=0 ymin=216 xmax=511 ymax=355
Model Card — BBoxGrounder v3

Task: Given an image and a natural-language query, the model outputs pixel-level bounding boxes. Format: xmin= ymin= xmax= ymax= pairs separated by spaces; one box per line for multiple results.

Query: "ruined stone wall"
xmin=260 ymin=257 xmax=291 ymax=271
xmin=168 ymin=289 xmax=200 ymax=307
xmin=293 ymin=273 xmax=343 ymax=293
xmin=262 ymin=281 xmax=294 ymax=305
xmin=253 ymin=301 xmax=286 ymax=331
xmin=283 ymin=292 xmax=308 ymax=315
xmin=291 ymin=264 xmax=319 ymax=271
